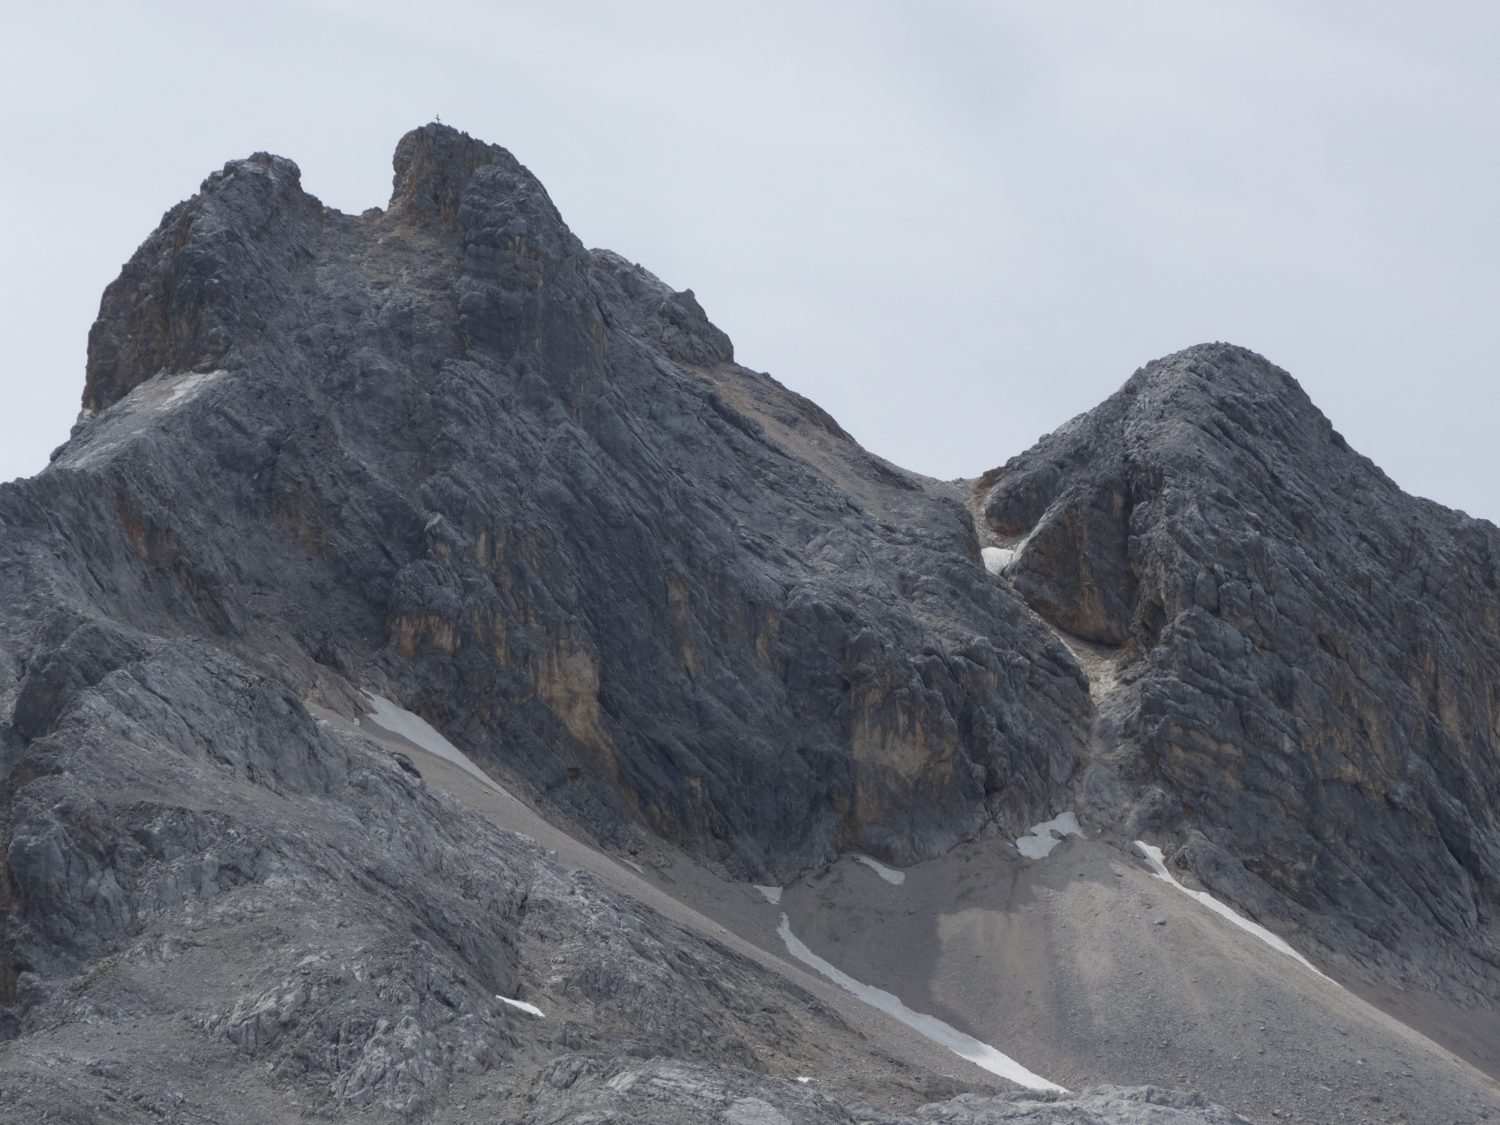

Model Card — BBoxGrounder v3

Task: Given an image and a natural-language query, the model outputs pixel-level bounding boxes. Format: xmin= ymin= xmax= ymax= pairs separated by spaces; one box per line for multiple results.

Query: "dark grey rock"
xmin=1 ymin=124 xmax=1496 ymax=1123
xmin=0 ymin=123 xmax=1099 ymax=1123
xmin=23 ymin=123 xmax=1092 ymax=883
xmin=979 ymin=343 xmax=1500 ymax=997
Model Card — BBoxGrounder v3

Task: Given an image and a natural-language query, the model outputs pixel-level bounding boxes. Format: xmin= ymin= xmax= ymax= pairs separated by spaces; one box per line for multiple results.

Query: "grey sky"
xmin=3 ymin=1 xmax=1497 ymax=522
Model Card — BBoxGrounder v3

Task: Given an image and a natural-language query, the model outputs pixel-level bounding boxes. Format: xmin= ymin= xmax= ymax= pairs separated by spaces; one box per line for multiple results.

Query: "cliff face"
xmin=2 ymin=124 xmax=1498 ymax=1121
xmin=28 ymin=124 xmax=1091 ymax=884
xmin=980 ymin=343 xmax=1500 ymax=992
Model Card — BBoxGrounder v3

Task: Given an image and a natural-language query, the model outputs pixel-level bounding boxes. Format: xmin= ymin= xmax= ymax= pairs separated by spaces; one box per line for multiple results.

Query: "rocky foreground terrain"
xmin=1 ymin=124 xmax=1497 ymax=1123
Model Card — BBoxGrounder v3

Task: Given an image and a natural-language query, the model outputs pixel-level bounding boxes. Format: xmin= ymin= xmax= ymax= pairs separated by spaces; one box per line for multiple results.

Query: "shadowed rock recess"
xmin=0 ymin=124 xmax=1494 ymax=1121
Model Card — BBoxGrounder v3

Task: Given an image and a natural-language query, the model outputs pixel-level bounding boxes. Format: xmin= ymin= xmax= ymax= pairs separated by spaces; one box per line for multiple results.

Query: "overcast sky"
xmin=3 ymin=1 xmax=1497 ymax=521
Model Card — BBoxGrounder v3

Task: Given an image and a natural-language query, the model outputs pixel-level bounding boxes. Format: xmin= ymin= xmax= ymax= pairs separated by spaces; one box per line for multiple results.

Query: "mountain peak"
xmin=977 ymin=341 xmax=1361 ymax=645
xmin=82 ymin=148 xmax=323 ymax=414
xmin=388 ymin=122 xmax=539 ymax=232
xmin=975 ymin=336 xmax=1500 ymax=1024
xmin=205 ymin=149 xmax=304 ymax=195
xmin=1121 ymin=342 xmax=1318 ymax=421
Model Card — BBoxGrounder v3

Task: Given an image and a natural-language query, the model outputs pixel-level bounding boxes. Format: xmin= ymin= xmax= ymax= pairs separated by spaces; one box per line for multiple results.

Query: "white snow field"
xmin=1015 ymin=811 xmax=1084 ymax=859
xmin=981 ymin=546 xmax=1014 ymax=574
xmin=362 ymin=691 xmax=505 ymax=795
xmin=1134 ymin=841 xmax=1333 ymax=981
xmin=754 ymin=885 xmax=784 ymax=904
xmin=853 ymin=855 xmax=906 ymax=885
xmin=776 ymin=913 xmax=1064 ymax=1091
xmin=496 ymin=995 xmax=545 ymax=1018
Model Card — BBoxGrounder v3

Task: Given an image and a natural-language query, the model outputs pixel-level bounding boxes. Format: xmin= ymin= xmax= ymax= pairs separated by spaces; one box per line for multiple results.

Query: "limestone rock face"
xmin=3 ymin=125 xmax=1499 ymax=1122
xmin=35 ymin=124 xmax=1091 ymax=884
xmin=980 ymin=343 xmax=1500 ymax=993
xmin=84 ymin=152 xmax=324 ymax=414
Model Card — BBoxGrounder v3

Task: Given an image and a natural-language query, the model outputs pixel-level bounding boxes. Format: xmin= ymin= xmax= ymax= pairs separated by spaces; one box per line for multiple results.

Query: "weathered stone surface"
xmin=979 ymin=343 xmax=1500 ymax=995
xmin=3 ymin=124 xmax=1498 ymax=1122
xmin=505 ymin=1058 xmax=1250 ymax=1124
xmin=0 ymin=123 xmax=1101 ymax=1122
xmin=84 ymin=152 xmax=323 ymax=415
xmin=35 ymin=123 xmax=1092 ymax=882
xmin=0 ymin=624 xmax=914 ymax=1119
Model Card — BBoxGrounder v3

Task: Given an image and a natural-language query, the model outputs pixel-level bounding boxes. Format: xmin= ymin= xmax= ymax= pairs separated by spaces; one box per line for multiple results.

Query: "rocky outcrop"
xmin=29 ymin=124 xmax=1092 ymax=883
xmin=0 ymin=624 xmax=957 ymax=1119
xmin=3 ymin=123 xmax=1498 ymax=1121
xmin=84 ymin=152 xmax=324 ymax=414
xmin=0 ymin=124 xmax=1104 ymax=1118
xmin=979 ymin=343 xmax=1500 ymax=994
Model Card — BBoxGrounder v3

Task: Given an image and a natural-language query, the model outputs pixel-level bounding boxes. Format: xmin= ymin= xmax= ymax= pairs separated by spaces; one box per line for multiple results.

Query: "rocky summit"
xmin=0 ymin=124 xmax=1496 ymax=1124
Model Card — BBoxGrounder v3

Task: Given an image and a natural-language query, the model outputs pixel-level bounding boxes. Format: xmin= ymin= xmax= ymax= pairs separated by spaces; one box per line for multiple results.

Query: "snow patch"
xmin=57 ymin=369 xmax=227 ymax=469
xmin=981 ymin=546 xmax=1014 ymax=575
xmin=754 ymin=884 xmax=784 ymax=905
xmin=361 ymin=692 xmax=504 ymax=795
xmin=496 ymin=994 xmax=544 ymax=1018
xmin=795 ymin=1076 xmax=811 ymax=1084
xmin=160 ymin=368 xmax=223 ymax=406
xmin=1015 ymin=812 xmax=1084 ymax=859
xmin=1134 ymin=842 xmax=1333 ymax=982
xmin=776 ymin=913 xmax=1063 ymax=1091
xmin=853 ymin=855 xmax=905 ymax=885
